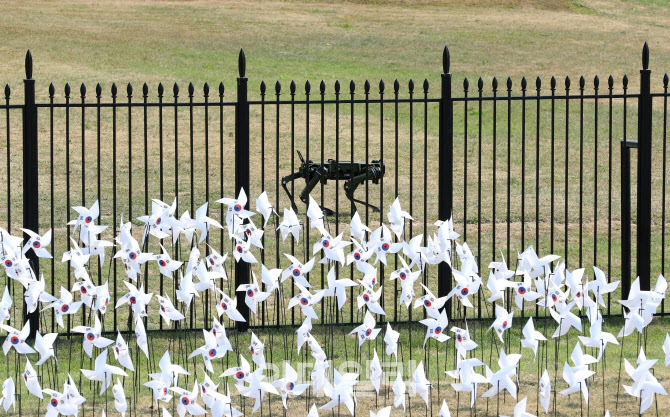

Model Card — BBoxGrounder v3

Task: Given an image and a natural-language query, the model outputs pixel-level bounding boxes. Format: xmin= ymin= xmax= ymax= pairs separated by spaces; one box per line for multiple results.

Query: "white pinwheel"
xmin=550 ymin=301 xmax=582 ymax=337
xmin=43 ymin=386 xmax=79 ymax=416
xmin=323 ymin=266 xmax=357 ymax=311
xmin=387 ymin=197 xmax=413 ymax=238
xmin=72 ymin=313 xmax=114 ymax=357
xmin=513 ymin=274 xmax=541 ymax=310
xmin=390 ymin=256 xmax=420 ymax=307
xmin=272 ymin=362 xmax=310 ymax=408
xmin=350 ymin=211 xmax=371 ymax=241
xmin=218 ymin=188 xmax=255 ymax=227
xmin=368 ymin=224 xmax=400 ymax=265
xmin=114 ymin=247 xmax=153 ymax=282
xmin=176 ymin=271 xmax=200 ymax=310
xmin=191 ymin=202 xmax=223 ymax=244
xmin=112 ymin=332 xmax=134 ymax=372
xmin=81 ymin=349 xmax=128 ymax=395
xmin=578 ymin=315 xmax=618 ymax=360
xmin=22 ymin=359 xmax=42 ymax=399
xmin=350 ymin=310 xmax=381 ymax=347
xmin=21 ymin=228 xmax=52 ymax=258
xmin=249 ymin=332 xmax=266 ymax=369
xmin=154 ymin=244 xmax=183 ymax=278
xmin=384 ymin=322 xmax=400 ymax=360
xmin=1 ymin=321 xmax=35 ymax=355
xmin=320 ymin=369 xmax=358 ymax=416
xmin=189 ymin=329 xmax=230 ymax=373
xmin=154 ymin=350 xmax=190 ymax=386
xmin=588 ymin=266 xmax=620 ymax=307
xmin=520 ymin=317 xmax=546 ymax=359
xmin=414 ymin=283 xmax=448 ymax=318
xmin=448 ymin=358 xmax=488 ymax=407
xmin=451 ymin=324 xmax=478 ymax=359
xmin=237 ymin=368 xmax=278 ymax=414
xmin=256 ymin=191 xmax=277 ymax=228
xmin=236 ymin=272 xmax=270 ymax=315
xmin=0 ymin=287 xmax=11 ymax=322
xmin=34 ymin=331 xmax=58 ymax=366
xmin=489 ymin=304 xmax=513 ymax=343
xmin=500 ymin=397 xmax=535 ymax=417
xmin=282 ymin=254 xmax=315 ymax=288
xmin=221 ymin=355 xmax=251 ymax=385
xmin=0 ymin=377 xmax=14 ymax=412
xmin=231 ymin=236 xmax=257 ymax=264
xmin=210 ymin=318 xmax=234 ymax=352
xmin=370 ymin=348 xmax=383 ymax=394
xmin=356 ymin=280 xmax=385 ymax=315
xmin=171 ymin=382 xmax=207 ymax=417
xmin=393 ymin=367 xmax=406 ymax=411
xmin=482 ymin=363 xmax=517 ymax=400
xmin=260 ymin=264 xmax=282 ymax=293
xmin=68 ymin=200 xmax=100 ymax=235
xmin=205 ymin=245 xmax=228 ymax=278
xmin=135 ymin=320 xmax=149 ymax=359
xmin=439 ymin=400 xmax=451 ymax=417
xmin=112 ymin=378 xmax=128 ymax=417
xmin=215 ymin=289 xmax=245 ymax=322
xmin=278 ymin=207 xmax=301 ymax=243
xmin=157 ymin=294 xmax=186 ymax=325
xmin=623 ymin=347 xmax=668 ymax=414
xmin=420 ymin=308 xmax=450 ymax=347
xmin=559 ymin=361 xmax=593 ymax=405
xmin=539 ymin=370 xmax=550 ymax=414
xmin=116 ymin=281 xmax=153 ymax=321
xmin=410 ymin=361 xmax=431 ymax=407
xmin=288 ymin=283 xmax=325 ymax=320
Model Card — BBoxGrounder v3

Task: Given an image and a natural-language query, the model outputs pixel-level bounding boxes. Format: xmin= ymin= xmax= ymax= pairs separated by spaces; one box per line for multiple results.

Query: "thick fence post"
xmin=22 ymin=50 xmax=40 ymax=338
xmin=621 ymin=138 xmax=632 ymax=300
xmin=235 ymin=49 xmax=251 ymax=331
xmin=438 ymin=46 xmax=454 ymax=316
xmin=637 ymin=42 xmax=652 ymax=292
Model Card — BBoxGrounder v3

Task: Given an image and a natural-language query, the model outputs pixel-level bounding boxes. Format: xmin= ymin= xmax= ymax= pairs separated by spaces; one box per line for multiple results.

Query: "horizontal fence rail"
xmin=0 ymin=45 xmax=667 ymax=338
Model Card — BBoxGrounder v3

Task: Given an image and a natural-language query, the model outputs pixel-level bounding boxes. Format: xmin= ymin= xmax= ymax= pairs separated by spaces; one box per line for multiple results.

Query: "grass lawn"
xmin=0 ymin=0 xmax=669 ymax=415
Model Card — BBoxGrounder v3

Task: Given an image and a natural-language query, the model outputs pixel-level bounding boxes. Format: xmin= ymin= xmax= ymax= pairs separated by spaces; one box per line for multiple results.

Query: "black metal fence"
xmin=0 ymin=44 xmax=667 ymax=336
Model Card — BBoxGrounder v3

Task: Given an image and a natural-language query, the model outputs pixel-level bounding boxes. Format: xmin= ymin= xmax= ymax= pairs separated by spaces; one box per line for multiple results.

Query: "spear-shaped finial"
xmin=25 ymin=50 xmax=33 ymax=79
xmin=642 ymin=42 xmax=649 ymax=70
xmin=239 ymin=49 xmax=246 ymax=78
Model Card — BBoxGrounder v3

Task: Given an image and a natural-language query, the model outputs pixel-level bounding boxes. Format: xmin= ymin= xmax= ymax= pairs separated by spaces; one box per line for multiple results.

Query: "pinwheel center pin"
xmin=32 ymin=240 xmax=41 ymax=248
xmin=518 ymin=286 xmax=526 ymax=294
xmin=365 ymin=329 xmax=372 ymax=336
xmin=301 ymin=297 xmax=309 ymax=305
xmin=81 ymin=286 xmax=87 ymax=294
xmin=576 ymin=292 xmax=581 ymax=298
xmin=400 ymin=272 xmax=406 ymax=280
xmin=435 ymin=326 xmax=442 ymax=334
xmin=292 ymin=268 xmax=300 ymax=276
xmin=247 ymin=289 xmax=254 ymax=297
xmin=208 ymin=349 xmax=217 ymax=357
xmin=210 ymin=258 xmax=215 ymax=265
xmin=10 ymin=337 xmax=18 ymax=344
xmin=461 ymin=288 xmax=469 ymax=296
xmin=457 ymin=334 xmax=463 ymax=342
xmin=181 ymin=397 xmax=190 ymax=405
xmin=161 ymin=305 xmax=166 ymax=312
xmin=61 ymin=304 xmax=69 ymax=312
xmin=86 ymin=333 xmax=95 ymax=341
xmin=162 ymin=387 xmax=168 ymax=395
xmin=85 ymin=216 xmax=92 ymax=223
xmin=363 ymin=294 xmax=370 ymax=302
xmin=323 ymin=240 xmax=330 ymax=248
xmin=4 ymin=260 xmax=12 ymax=267
xmin=382 ymin=243 xmax=390 ymax=251
xmin=234 ymin=203 xmax=242 ymax=212
xmin=236 ymin=246 xmax=243 ymax=253
xmin=551 ymin=294 xmax=557 ymax=301
xmin=130 ymin=296 xmax=136 ymax=304
xmin=424 ymin=299 xmax=432 ymax=307
xmin=354 ymin=252 xmax=361 ymax=260
xmin=50 ymin=398 xmax=58 ymax=407
xmin=159 ymin=260 xmax=166 ymax=267
xmin=502 ymin=321 xmax=508 ymax=329
xmin=287 ymin=382 xmax=295 ymax=390
xmin=129 ymin=252 xmax=137 ymax=260
xmin=156 ymin=217 xmax=161 ymax=225
xmin=235 ymin=371 xmax=244 ymax=379
xmin=221 ymin=302 xmax=228 ymax=310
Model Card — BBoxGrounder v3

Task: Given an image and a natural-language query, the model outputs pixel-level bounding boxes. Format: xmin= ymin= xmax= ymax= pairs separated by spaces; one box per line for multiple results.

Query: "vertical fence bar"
xmin=621 ymin=75 xmax=630 ymax=300
xmin=112 ymin=83 xmax=118 ymax=332
xmin=235 ymin=50 xmax=251 ymax=330
xmin=22 ymin=51 xmax=40 ymax=337
xmin=607 ymin=75 xmax=613 ymax=315
xmin=565 ymin=77 xmax=570 ymax=265
xmin=594 ymin=76 xmax=599 ymax=268
xmin=438 ymin=46 xmax=453 ymax=306
xmin=637 ymin=43 xmax=652 ymax=291
xmin=550 ymin=77 xmax=555 ymax=258
xmin=50 ymin=83 xmax=55 ymax=332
